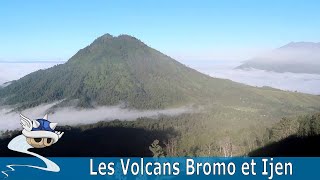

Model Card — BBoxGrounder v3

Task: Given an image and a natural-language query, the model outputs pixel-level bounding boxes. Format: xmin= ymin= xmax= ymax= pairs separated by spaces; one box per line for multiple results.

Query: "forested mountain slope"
xmin=0 ymin=34 xmax=320 ymax=115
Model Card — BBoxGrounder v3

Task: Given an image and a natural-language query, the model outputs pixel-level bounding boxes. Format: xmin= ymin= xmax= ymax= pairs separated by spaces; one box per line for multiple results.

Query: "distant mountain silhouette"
xmin=236 ymin=42 xmax=320 ymax=74
xmin=1 ymin=34 xmax=320 ymax=112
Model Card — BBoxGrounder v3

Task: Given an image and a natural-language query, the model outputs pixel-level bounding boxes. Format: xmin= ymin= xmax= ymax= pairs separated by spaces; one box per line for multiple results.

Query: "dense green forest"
xmin=249 ymin=113 xmax=320 ymax=156
xmin=1 ymin=34 xmax=320 ymax=157
xmin=1 ymin=34 xmax=320 ymax=113
xmin=1 ymin=111 xmax=319 ymax=157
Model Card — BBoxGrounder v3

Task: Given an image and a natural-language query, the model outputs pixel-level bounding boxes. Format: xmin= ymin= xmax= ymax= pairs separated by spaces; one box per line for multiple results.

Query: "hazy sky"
xmin=1 ymin=0 xmax=320 ymax=62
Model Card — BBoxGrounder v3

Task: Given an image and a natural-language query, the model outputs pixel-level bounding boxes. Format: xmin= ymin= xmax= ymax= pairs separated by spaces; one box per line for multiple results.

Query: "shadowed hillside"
xmin=249 ymin=135 xmax=320 ymax=157
xmin=1 ymin=34 xmax=320 ymax=157
xmin=0 ymin=125 xmax=177 ymax=157
xmin=250 ymin=113 xmax=320 ymax=156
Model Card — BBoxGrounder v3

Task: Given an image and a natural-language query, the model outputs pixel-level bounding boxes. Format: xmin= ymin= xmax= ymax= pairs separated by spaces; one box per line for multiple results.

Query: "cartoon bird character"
xmin=20 ymin=114 xmax=64 ymax=148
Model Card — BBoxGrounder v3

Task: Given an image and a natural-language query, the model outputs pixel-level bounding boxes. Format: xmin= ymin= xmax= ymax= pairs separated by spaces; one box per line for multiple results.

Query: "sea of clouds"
xmin=185 ymin=60 xmax=320 ymax=95
xmin=0 ymin=61 xmax=320 ymax=130
xmin=1 ymin=61 xmax=319 ymax=94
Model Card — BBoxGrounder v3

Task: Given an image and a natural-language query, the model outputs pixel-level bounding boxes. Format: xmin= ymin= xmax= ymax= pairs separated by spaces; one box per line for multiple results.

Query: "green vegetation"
xmin=0 ymin=112 xmax=319 ymax=157
xmin=297 ymin=113 xmax=320 ymax=137
xmin=60 ymin=111 xmax=320 ymax=157
xmin=0 ymin=34 xmax=213 ymax=109
xmin=1 ymin=34 xmax=320 ymax=113
xmin=248 ymin=112 xmax=320 ymax=156
xmin=0 ymin=34 xmax=320 ymax=157
xmin=258 ymin=113 xmax=320 ymax=145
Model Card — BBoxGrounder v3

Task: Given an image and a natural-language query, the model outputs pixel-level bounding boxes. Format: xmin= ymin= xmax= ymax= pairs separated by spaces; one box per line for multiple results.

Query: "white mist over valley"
xmin=0 ymin=102 xmax=192 ymax=131
xmin=1 ymin=60 xmax=319 ymax=94
xmin=0 ymin=59 xmax=320 ymax=131
xmin=184 ymin=60 xmax=320 ymax=95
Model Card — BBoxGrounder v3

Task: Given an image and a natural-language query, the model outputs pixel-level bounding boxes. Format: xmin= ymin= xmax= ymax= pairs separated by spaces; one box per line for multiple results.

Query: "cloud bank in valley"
xmin=1 ymin=61 xmax=320 ymax=132
xmin=0 ymin=103 xmax=192 ymax=131
xmin=187 ymin=61 xmax=320 ymax=95
xmin=252 ymin=48 xmax=320 ymax=64
xmin=1 ymin=61 xmax=320 ymax=95
xmin=212 ymin=68 xmax=320 ymax=95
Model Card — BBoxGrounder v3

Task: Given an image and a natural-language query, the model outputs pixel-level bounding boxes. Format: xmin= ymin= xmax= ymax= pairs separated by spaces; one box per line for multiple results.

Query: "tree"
xmin=218 ymin=136 xmax=233 ymax=157
xmin=269 ymin=117 xmax=299 ymax=142
xmin=149 ymin=140 xmax=165 ymax=157
xmin=164 ymin=138 xmax=178 ymax=156
xmin=298 ymin=114 xmax=320 ymax=137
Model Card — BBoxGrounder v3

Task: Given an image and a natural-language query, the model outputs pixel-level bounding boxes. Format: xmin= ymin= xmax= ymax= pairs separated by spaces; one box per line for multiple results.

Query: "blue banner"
xmin=0 ymin=157 xmax=318 ymax=179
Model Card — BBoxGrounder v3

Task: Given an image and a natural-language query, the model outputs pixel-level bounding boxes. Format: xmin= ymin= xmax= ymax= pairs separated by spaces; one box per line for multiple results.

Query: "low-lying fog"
xmin=184 ymin=60 xmax=320 ymax=95
xmin=1 ymin=61 xmax=319 ymax=94
xmin=0 ymin=61 xmax=319 ymax=131
xmin=0 ymin=102 xmax=192 ymax=131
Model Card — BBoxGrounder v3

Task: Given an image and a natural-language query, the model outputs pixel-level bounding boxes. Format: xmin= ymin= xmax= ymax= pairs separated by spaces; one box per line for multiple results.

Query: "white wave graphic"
xmin=1 ymin=135 xmax=60 ymax=177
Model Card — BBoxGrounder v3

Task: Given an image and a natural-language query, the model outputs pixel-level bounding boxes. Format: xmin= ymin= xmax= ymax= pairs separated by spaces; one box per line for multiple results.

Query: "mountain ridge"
xmin=236 ymin=41 xmax=320 ymax=74
xmin=0 ymin=34 xmax=220 ymax=109
xmin=279 ymin=42 xmax=320 ymax=50
xmin=1 ymin=34 xmax=320 ymax=115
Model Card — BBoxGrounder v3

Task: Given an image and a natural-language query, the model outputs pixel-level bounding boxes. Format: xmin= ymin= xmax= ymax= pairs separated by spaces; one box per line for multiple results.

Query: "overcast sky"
xmin=1 ymin=0 xmax=320 ymax=62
